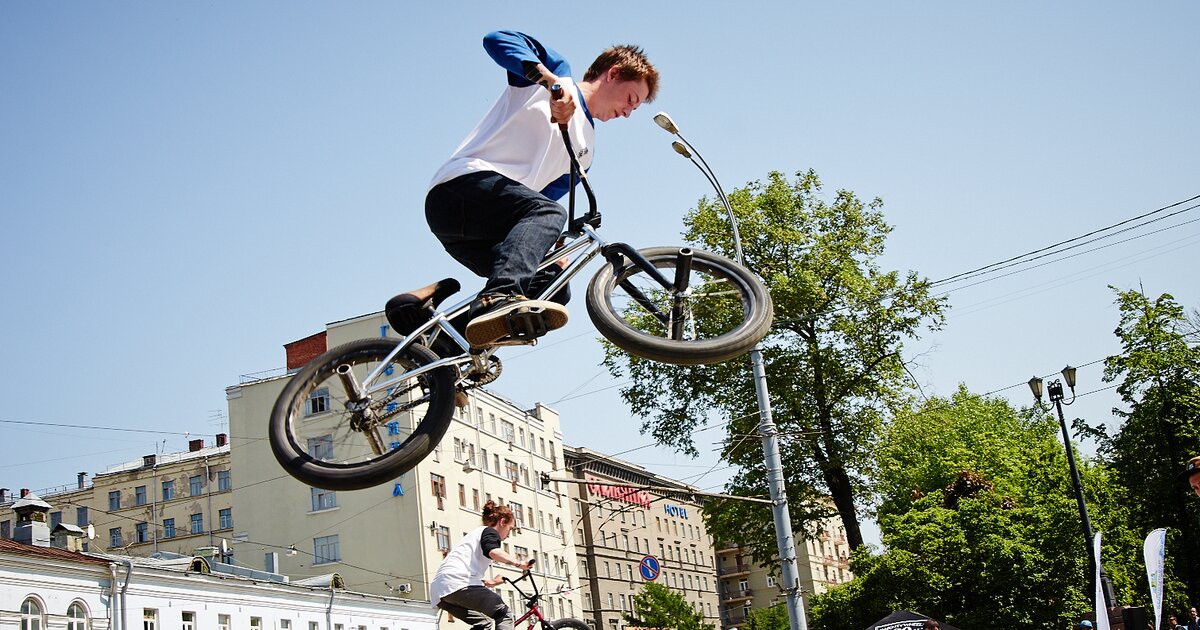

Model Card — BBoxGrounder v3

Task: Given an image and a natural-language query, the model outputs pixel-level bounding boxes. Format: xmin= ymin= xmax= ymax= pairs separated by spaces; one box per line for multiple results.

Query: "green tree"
xmin=623 ymin=582 xmax=713 ymax=630
xmin=809 ymin=388 xmax=1142 ymax=629
xmin=1102 ymin=288 xmax=1200 ymax=606
xmin=603 ymin=170 xmax=946 ymax=554
xmin=744 ymin=603 xmax=789 ymax=630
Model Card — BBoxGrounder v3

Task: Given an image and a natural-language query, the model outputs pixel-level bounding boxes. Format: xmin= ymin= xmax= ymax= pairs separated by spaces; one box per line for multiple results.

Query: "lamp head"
xmin=1061 ymin=365 xmax=1077 ymax=391
xmin=653 ymin=112 xmax=679 ymax=135
xmin=671 ymin=141 xmax=692 ymax=158
xmin=1028 ymin=376 xmax=1044 ymax=403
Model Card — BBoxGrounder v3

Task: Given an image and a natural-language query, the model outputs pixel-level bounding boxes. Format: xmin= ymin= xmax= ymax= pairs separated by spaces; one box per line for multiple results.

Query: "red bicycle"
xmin=503 ymin=559 xmax=589 ymax=630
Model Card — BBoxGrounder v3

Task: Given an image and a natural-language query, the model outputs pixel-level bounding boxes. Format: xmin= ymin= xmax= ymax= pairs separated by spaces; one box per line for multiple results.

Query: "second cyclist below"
xmin=429 ymin=500 xmax=531 ymax=630
xmin=399 ymin=30 xmax=659 ymax=349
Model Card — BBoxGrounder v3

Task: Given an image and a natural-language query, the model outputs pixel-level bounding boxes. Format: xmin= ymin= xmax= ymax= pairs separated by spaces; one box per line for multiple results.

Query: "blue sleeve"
xmin=541 ymin=173 xmax=573 ymax=200
xmin=483 ymin=31 xmax=573 ymax=87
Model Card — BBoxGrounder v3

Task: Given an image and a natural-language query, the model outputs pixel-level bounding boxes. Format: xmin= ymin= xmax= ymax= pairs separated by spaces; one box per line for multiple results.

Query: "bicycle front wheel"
xmin=549 ymin=620 xmax=591 ymax=630
xmin=269 ymin=338 xmax=456 ymax=491
xmin=586 ymin=246 xmax=772 ymax=365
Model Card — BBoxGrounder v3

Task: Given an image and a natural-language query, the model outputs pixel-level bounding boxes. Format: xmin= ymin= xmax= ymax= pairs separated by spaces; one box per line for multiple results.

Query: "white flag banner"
xmin=1144 ymin=528 xmax=1167 ymax=630
xmin=1094 ymin=531 xmax=1110 ymax=630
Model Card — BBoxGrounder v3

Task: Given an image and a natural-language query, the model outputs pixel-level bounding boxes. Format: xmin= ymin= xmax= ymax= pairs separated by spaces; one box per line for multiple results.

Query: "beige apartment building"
xmin=225 ymin=311 xmax=583 ymax=619
xmin=563 ymin=446 xmax=721 ymax=630
xmin=0 ymin=437 xmax=234 ymax=558
xmin=715 ymin=511 xmax=852 ymax=628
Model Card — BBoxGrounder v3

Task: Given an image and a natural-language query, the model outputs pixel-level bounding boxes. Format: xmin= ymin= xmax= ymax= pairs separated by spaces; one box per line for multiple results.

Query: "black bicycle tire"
xmin=268 ymin=338 xmax=455 ymax=490
xmin=549 ymin=619 xmax=591 ymax=630
xmin=585 ymin=246 xmax=772 ymax=365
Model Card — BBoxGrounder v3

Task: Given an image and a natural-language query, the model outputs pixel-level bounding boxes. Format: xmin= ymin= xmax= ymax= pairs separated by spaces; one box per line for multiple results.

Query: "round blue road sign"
xmin=639 ymin=555 xmax=661 ymax=581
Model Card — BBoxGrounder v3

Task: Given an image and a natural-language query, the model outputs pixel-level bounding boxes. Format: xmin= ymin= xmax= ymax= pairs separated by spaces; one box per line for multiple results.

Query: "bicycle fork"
xmin=601 ymin=242 xmax=696 ymax=339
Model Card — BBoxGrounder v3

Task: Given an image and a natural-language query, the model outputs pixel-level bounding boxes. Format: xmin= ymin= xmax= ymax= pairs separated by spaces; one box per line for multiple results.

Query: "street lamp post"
xmin=654 ymin=112 xmax=807 ymax=630
xmin=1028 ymin=366 xmax=1117 ymax=609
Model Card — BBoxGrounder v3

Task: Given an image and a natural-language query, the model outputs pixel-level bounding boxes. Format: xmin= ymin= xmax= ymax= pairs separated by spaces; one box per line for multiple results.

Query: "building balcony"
xmin=716 ymin=541 xmax=741 ymax=554
xmin=720 ymin=588 xmax=753 ymax=604
xmin=717 ymin=563 xmax=751 ymax=577
xmin=721 ymin=613 xmax=747 ymax=626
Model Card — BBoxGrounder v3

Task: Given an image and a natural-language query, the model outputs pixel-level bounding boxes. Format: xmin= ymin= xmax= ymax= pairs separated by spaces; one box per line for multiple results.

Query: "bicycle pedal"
xmin=504 ymin=307 xmax=551 ymax=340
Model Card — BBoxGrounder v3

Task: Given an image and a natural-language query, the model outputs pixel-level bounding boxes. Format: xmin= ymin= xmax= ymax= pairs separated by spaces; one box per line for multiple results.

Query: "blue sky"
xmin=3 ymin=3 xmax=1197 ymax=546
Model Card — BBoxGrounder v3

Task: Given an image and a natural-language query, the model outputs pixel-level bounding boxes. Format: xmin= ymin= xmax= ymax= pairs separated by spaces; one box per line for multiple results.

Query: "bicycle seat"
xmin=384 ymin=278 xmax=461 ymax=336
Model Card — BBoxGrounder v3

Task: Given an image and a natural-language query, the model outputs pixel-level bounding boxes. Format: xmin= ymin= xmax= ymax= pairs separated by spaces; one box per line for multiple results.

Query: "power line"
xmin=930 ymin=193 xmax=1200 ymax=287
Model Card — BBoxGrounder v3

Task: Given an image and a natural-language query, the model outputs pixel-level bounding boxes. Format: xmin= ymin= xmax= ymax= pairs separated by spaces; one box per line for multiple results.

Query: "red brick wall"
xmin=285 ymin=331 xmax=327 ymax=370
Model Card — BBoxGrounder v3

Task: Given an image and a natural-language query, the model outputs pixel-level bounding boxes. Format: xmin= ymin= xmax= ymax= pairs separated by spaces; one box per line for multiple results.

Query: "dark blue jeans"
xmin=426 ymin=171 xmax=569 ymax=305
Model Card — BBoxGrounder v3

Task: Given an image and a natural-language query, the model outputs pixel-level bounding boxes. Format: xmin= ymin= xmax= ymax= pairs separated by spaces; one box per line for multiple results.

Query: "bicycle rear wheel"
xmin=269 ymin=338 xmax=455 ymax=491
xmin=585 ymin=246 xmax=772 ymax=365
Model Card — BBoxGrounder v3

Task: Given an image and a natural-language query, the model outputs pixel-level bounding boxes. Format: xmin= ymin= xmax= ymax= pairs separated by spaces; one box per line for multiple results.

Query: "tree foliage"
xmin=1101 ymin=287 xmax=1200 ymax=607
xmin=809 ymin=388 xmax=1142 ymax=630
xmin=744 ymin=603 xmax=789 ymax=630
xmin=602 ymin=170 xmax=945 ymax=554
xmin=622 ymin=582 xmax=713 ymax=630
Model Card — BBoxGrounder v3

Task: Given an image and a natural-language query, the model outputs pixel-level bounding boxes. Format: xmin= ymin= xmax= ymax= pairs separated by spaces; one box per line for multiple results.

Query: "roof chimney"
xmin=0 ymin=488 xmax=9 ymax=503
xmin=143 ymin=455 xmax=156 ymax=468
xmin=216 ymin=433 xmax=228 ymax=447
xmin=77 ymin=472 xmax=88 ymax=490
xmin=189 ymin=439 xmax=205 ymax=452
xmin=12 ymin=492 xmax=52 ymax=547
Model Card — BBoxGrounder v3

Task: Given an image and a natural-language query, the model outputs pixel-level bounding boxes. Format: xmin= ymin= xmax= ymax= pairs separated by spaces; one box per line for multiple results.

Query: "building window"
xmin=308 ymin=623 xmax=318 ymax=630
xmin=311 ymin=487 xmax=337 ymax=511
xmin=501 ymin=420 xmax=515 ymax=443
xmin=135 ymin=486 xmax=147 ymax=506
xmin=189 ymin=476 xmax=203 ymax=496
xmin=505 ymin=460 xmax=519 ymax=483
xmin=250 ymin=617 xmax=262 ymax=630
xmin=48 ymin=511 xmax=62 ymax=529
xmin=218 ymin=615 xmax=230 ymax=630
xmin=314 ymin=535 xmax=340 ymax=564
xmin=279 ymin=621 xmax=290 ymax=630
xmin=163 ymin=519 xmax=175 ymax=539
xmin=109 ymin=527 xmax=122 ymax=547
xmin=108 ymin=491 xmax=121 ymax=511
xmin=219 ymin=508 xmax=233 ymax=530
xmin=143 ymin=609 xmax=157 ymax=630
xmin=431 ymin=473 xmax=446 ymax=510
xmin=190 ymin=513 xmax=203 ymax=535
xmin=75 ymin=506 xmax=89 ymax=527
xmin=136 ymin=522 xmax=149 ymax=543
xmin=218 ymin=470 xmax=232 ymax=491
xmin=459 ymin=484 xmax=467 ymax=507
xmin=306 ymin=388 xmax=330 ymax=415
xmin=473 ymin=488 xmax=480 ymax=511
xmin=66 ymin=603 xmax=88 ymax=630
xmin=161 ymin=480 xmax=174 ymax=501
xmin=436 ymin=525 xmax=451 ymax=552
xmin=308 ymin=435 xmax=334 ymax=461
xmin=181 ymin=612 xmax=195 ymax=630
xmin=20 ymin=598 xmax=43 ymax=630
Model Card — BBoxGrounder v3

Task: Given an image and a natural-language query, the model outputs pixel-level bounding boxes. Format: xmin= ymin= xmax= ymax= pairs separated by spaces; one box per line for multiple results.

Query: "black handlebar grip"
xmin=549 ymin=85 xmax=567 ymax=130
xmin=528 ymin=557 xmax=537 ymax=569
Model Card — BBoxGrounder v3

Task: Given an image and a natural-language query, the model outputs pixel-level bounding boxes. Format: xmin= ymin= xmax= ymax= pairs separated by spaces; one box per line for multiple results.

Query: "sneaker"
xmin=465 ymin=294 xmax=568 ymax=347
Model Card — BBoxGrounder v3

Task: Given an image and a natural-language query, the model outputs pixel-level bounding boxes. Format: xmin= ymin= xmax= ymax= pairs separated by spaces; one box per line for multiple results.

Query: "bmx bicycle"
xmin=269 ymin=90 xmax=773 ymax=491
xmin=498 ymin=559 xmax=588 ymax=630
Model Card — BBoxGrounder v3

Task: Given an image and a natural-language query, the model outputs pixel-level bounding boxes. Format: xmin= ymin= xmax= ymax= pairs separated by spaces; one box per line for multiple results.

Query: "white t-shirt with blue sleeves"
xmin=428 ymin=31 xmax=593 ymax=200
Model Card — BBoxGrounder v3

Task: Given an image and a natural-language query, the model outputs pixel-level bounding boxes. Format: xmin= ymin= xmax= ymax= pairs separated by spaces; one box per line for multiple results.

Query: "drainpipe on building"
xmin=204 ymin=457 xmax=214 ymax=548
xmin=151 ymin=462 xmax=159 ymax=553
xmin=108 ymin=563 xmax=118 ymax=630
xmin=325 ymin=587 xmax=336 ymax=630
xmin=120 ymin=558 xmax=133 ymax=630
